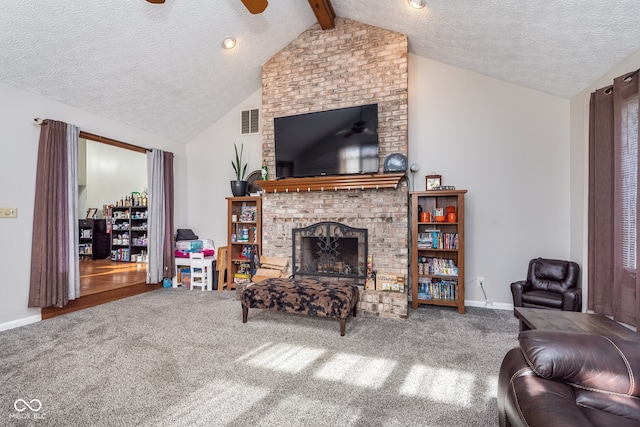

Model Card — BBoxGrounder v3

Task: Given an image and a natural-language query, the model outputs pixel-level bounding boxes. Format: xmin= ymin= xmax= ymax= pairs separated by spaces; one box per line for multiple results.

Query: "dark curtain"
xmin=588 ymin=69 xmax=640 ymax=326
xmin=146 ymin=148 xmax=175 ymax=283
xmin=28 ymin=120 xmax=70 ymax=308
xmin=163 ymin=151 xmax=175 ymax=278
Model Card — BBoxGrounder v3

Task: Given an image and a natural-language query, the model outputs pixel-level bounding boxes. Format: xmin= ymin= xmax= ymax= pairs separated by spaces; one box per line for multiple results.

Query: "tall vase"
xmin=230 ymin=180 xmax=248 ymax=197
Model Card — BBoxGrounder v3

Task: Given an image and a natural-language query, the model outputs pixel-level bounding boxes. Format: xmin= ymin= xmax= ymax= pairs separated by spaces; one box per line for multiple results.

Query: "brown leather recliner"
xmin=498 ymin=330 xmax=640 ymax=427
xmin=511 ymin=257 xmax=581 ymax=312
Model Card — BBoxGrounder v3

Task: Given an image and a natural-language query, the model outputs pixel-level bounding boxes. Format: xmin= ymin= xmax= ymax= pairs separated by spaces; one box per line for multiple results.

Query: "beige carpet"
xmin=0 ymin=288 xmax=519 ymax=426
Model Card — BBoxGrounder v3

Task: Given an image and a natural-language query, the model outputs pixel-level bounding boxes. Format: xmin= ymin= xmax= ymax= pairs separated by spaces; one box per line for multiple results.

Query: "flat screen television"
xmin=274 ymin=103 xmax=379 ymax=178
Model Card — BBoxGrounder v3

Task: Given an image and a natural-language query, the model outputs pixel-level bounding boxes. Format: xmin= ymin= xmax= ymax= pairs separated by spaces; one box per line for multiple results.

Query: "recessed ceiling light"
xmin=408 ymin=0 xmax=425 ymax=9
xmin=221 ymin=37 xmax=237 ymax=50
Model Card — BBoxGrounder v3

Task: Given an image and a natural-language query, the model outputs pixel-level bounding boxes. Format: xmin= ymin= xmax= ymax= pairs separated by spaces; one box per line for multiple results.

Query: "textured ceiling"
xmin=1 ymin=0 xmax=640 ymax=143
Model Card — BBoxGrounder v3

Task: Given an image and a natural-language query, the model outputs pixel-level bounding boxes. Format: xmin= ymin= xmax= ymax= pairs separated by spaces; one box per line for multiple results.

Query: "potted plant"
xmin=230 ymin=142 xmax=248 ymax=197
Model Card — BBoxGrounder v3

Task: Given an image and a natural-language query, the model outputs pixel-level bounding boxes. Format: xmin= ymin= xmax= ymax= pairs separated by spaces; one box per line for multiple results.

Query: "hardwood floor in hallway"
xmin=42 ymin=259 xmax=162 ymax=319
xmin=80 ymin=259 xmax=147 ymax=296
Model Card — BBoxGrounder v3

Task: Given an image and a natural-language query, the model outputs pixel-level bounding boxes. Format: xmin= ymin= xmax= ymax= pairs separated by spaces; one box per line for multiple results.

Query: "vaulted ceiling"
xmin=1 ymin=0 xmax=639 ymax=143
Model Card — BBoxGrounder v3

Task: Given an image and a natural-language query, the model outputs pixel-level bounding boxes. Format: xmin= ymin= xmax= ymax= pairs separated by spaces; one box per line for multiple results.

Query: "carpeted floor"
xmin=0 ymin=288 xmax=519 ymax=426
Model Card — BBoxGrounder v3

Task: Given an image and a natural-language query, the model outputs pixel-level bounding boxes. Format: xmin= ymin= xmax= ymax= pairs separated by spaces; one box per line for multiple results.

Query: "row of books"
xmin=417 ymin=279 xmax=458 ymax=301
xmin=110 ymin=248 xmax=130 ymax=262
xmin=417 ymin=231 xmax=459 ymax=250
xmin=418 ymin=257 xmax=458 ymax=276
xmin=239 ymin=204 xmax=257 ymax=222
xmin=234 ymin=259 xmax=252 ymax=283
xmin=234 ymin=244 xmax=259 ymax=283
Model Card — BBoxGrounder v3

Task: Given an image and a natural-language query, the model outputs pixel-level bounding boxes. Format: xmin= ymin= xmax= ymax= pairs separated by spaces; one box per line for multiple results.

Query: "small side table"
xmin=173 ymin=256 xmax=216 ymax=291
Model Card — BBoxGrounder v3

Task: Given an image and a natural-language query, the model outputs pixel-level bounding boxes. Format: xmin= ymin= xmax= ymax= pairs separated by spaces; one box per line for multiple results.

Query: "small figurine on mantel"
xmin=261 ymin=159 xmax=269 ymax=180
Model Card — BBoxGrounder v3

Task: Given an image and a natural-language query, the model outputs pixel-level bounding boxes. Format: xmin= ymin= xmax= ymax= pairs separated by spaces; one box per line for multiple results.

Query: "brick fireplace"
xmin=259 ymin=18 xmax=409 ymax=318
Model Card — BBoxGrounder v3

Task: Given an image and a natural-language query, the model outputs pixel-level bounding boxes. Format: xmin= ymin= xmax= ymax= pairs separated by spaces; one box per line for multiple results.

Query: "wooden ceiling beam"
xmin=308 ymin=0 xmax=336 ymax=30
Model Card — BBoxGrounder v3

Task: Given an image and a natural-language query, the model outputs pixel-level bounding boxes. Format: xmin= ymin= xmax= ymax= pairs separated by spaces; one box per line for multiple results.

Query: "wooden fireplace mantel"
xmin=257 ymin=173 xmax=406 ymax=193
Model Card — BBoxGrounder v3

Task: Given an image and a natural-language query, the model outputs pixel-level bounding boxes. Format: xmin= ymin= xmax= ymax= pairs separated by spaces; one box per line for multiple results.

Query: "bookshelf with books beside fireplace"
xmin=226 ymin=196 xmax=262 ymax=290
xmin=410 ymin=190 xmax=467 ymax=314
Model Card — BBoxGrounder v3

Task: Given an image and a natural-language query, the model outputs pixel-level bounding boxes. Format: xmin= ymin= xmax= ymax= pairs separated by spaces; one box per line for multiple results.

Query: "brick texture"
xmin=359 ymin=289 xmax=408 ymax=319
xmin=260 ymin=18 xmax=409 ymax=318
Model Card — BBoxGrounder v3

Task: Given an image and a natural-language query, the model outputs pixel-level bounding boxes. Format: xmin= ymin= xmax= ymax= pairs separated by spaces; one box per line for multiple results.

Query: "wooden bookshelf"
xmin=226 ymin=196 xmax=262 ymax=290
xmin=410 ymin=190 xmax=467 ymax=314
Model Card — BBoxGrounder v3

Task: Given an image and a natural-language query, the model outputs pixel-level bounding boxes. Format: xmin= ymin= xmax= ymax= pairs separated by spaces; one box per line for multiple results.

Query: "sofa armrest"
xmin=510 ymin=280 xmax=530 ymax=307
xmin=498 ymin=346 xmax=593 ymax=427
xmin=519 ymin=330 xmax=640 ymax=397
xmin=509 ymin=374 xmax=595 ymax=427
xmin=561 ymin=288 xmax=582 ymax=311
xmin=498 ymin=347 xmax=529 ymax=427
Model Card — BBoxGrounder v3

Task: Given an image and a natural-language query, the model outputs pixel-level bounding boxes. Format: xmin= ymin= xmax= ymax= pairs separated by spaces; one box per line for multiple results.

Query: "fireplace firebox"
xmin=292 ymin=221 xmax=368 ymax=282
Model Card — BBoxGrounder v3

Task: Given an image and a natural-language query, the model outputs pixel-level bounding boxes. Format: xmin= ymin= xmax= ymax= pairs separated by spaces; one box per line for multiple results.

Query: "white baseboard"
xmin=0 ymin=314 xmax=41 ymax=332
xmin=465 ymin=299 xmax=513 ymax=311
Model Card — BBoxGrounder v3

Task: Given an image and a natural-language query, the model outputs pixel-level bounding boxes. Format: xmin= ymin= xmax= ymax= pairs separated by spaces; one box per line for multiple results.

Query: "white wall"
xmin=569 ymin=48 xmax=640 ymax=306
xmin=0 ymin=82 xmax=187 ymax=330
xmin=185 ymin=89 xmax=263 ymax=248
xmin=407 ymin=54 xmax=571 ymax=307
xmin=85 ymin=140 xmax=147 ymax=216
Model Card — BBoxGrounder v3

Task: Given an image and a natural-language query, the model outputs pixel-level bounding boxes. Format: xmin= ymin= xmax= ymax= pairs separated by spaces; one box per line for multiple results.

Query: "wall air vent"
xmin=241 ymin=109 xmax=260 ymax=134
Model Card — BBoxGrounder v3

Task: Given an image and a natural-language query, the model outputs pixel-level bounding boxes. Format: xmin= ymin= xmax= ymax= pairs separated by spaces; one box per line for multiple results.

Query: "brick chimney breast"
xmin=261 ymin=17 xmax=409 ymax=306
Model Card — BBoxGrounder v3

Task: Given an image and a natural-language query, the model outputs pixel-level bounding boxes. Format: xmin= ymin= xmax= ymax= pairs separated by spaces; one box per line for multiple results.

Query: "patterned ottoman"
xmin=240 ymin=277 xmax=359 ymax=336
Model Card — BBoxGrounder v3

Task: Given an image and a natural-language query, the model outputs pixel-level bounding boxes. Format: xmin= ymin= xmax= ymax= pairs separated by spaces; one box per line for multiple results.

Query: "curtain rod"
xmin=33 ymin=117 xmax=150 ymax=153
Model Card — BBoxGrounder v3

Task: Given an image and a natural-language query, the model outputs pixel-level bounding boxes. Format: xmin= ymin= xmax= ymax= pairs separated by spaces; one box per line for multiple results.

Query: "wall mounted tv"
xmin=274 ymin=103 xmax=379 ymax=178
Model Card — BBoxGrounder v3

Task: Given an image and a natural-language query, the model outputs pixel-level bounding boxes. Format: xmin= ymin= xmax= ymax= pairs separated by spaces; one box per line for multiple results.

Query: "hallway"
xmin=42 ymin=260 xmax=161 ymax=319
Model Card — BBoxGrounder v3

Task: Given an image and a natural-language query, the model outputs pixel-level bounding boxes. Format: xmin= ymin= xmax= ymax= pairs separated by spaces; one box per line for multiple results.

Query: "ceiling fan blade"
xmin=241 ymin=0 xmax=268 ymax=14
xmin=146 ymin=0 xmax=165 ymax=3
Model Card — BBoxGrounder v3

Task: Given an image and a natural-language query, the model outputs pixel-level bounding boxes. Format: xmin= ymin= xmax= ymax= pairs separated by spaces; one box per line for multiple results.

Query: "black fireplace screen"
xmin=292 ymin=221 xmax=368 ymax=281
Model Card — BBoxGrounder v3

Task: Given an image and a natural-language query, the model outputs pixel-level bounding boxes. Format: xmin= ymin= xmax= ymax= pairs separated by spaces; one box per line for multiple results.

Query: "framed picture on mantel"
xmin=425 ymin=175 xmax=442 ymax=191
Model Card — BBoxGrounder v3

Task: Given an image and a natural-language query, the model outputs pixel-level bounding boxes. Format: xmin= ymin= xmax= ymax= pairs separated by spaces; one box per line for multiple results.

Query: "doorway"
xmin=77 ymin=136 xmax=149 ymax=298
xmin=42 ymin=132 xmax=164 ymax=320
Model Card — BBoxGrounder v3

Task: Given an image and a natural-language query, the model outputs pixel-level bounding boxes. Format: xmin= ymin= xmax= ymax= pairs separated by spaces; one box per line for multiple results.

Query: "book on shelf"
xmin=417 ymin=230 xmax=458 ymax=250
xmin=418 ymin=257 xmax=458 ymax=276
xmin=240 ymin=204 xmax=257 ymax=222
xmin=417 ymin=278 xmax=432 ymax=299
xmin=417 ymin=278 xmax=457 ymax=300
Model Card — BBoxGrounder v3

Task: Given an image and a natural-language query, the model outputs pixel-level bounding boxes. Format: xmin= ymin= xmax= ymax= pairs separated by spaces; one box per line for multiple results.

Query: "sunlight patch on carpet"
xmin=314 ymin=352 xmax=397 ymax=389
xmin=257 ymin=394 xmax=361 ymax=427
xmin=158 ymin=379 xmax=269 ymax=425
xmin=484 ymin=375 xmax=499 ymax=402
xmin=399 ymin=364 xmax=475 ymax=407
xmin=236 ymin=342 xmax=326 ymax=373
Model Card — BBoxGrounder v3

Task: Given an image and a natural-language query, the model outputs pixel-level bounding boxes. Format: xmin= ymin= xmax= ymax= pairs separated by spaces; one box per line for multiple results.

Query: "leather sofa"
xmin=498 ymin=329 xmax=640 ymax=426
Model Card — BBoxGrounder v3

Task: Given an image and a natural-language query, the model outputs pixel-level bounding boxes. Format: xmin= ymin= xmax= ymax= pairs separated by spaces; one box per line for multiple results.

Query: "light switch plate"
xmin=0 ymin=207 xmax=17 ymax=218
